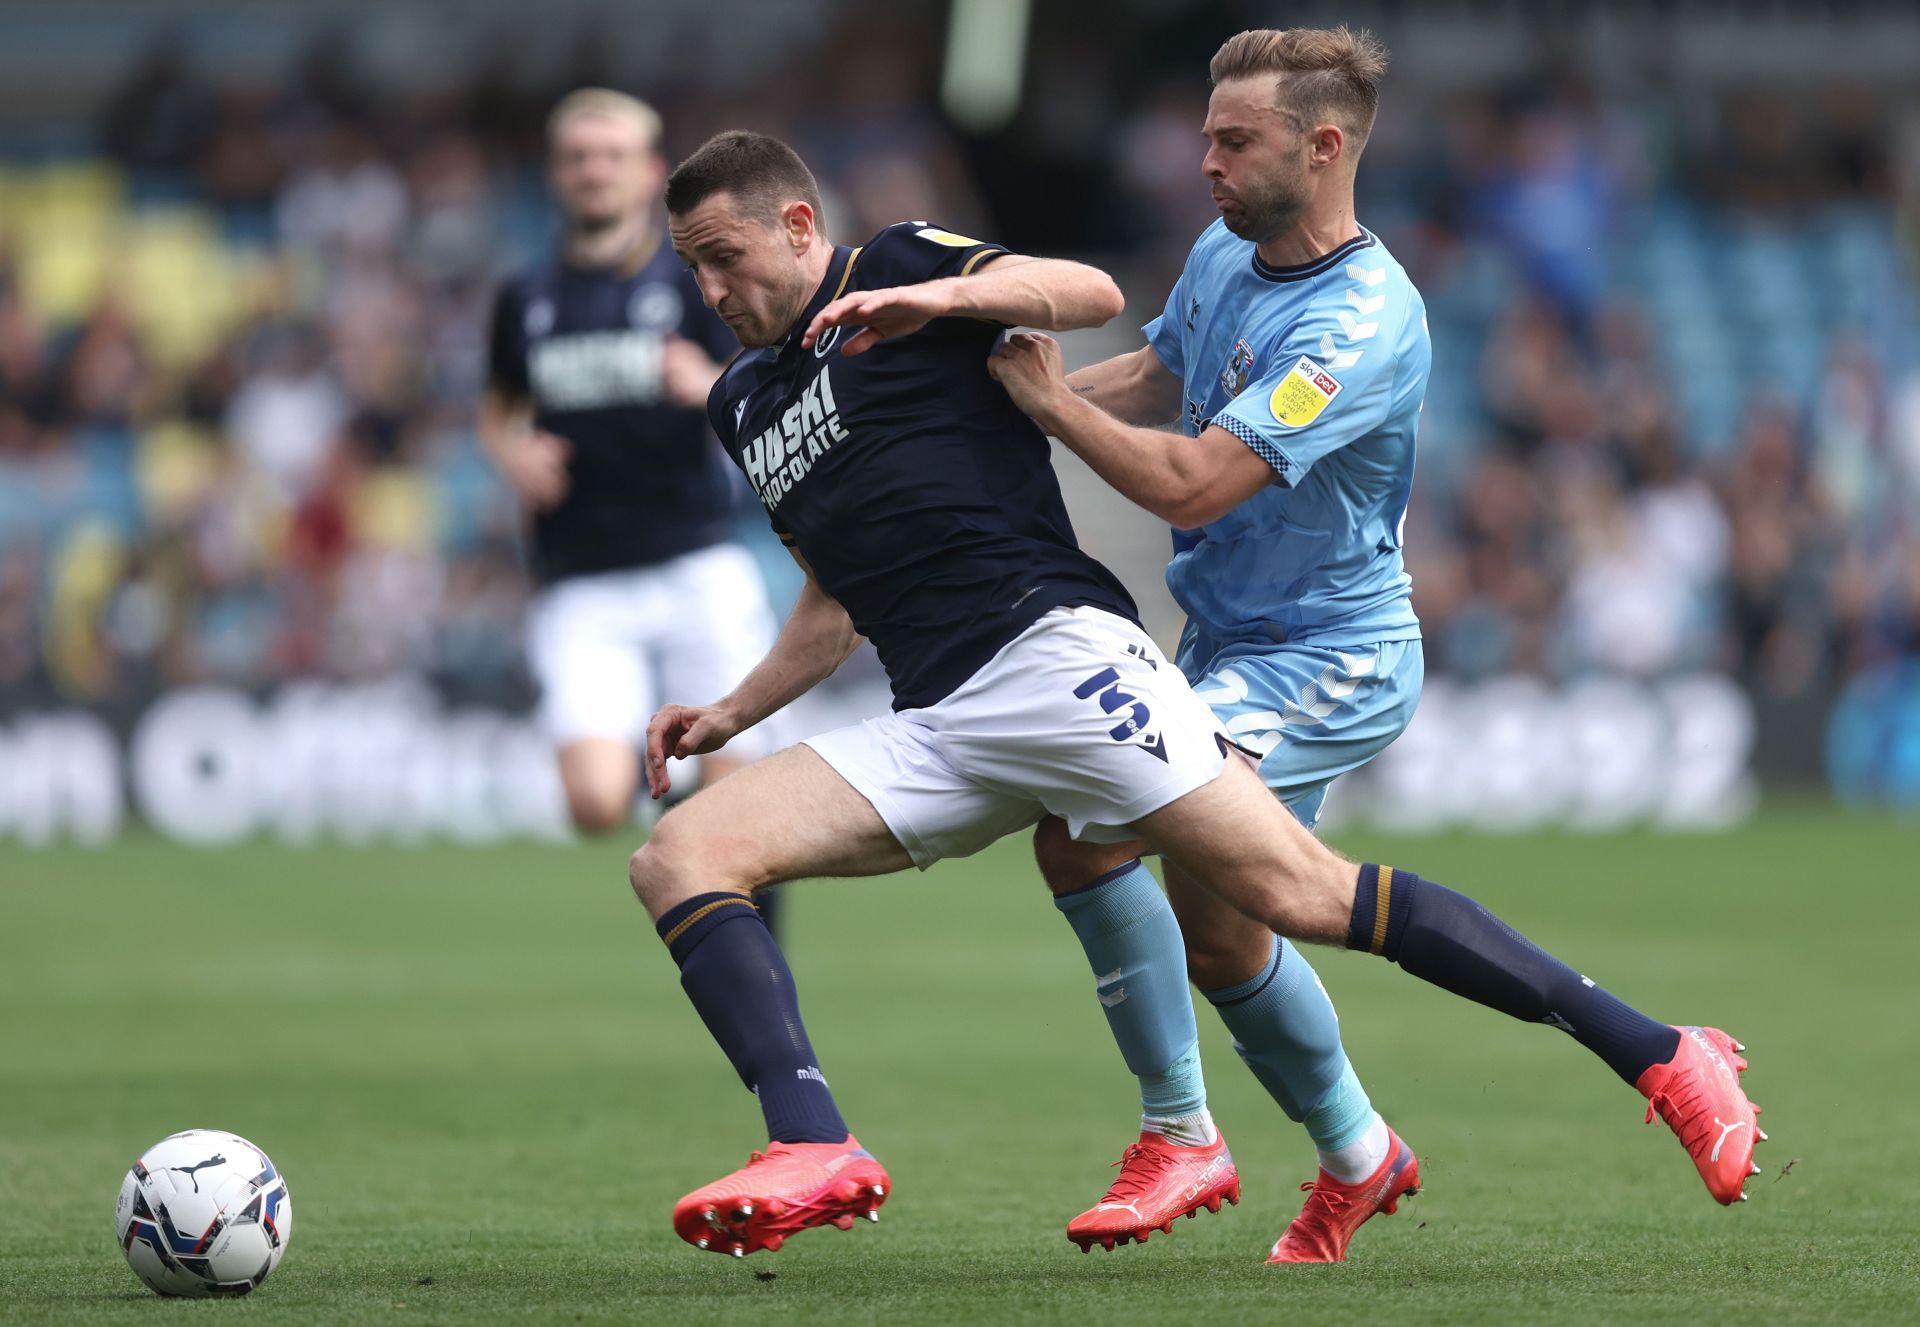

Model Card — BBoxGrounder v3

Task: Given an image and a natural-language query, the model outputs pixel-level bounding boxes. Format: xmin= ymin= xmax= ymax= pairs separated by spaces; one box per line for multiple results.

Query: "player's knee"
xmin=1031 ymin=818 xmax=1077 ymax=894
xmin=626 ymin=841 xmax=669 ymax=915
xmin=627 ymin=801 xmax=771 ymax=916
xmin=1032 ymin=817 xmax=1136 ymax=897
xmin=1183 ymin=923 xmax=1274 ymax=990
xmin=626 ymin=812 xmax=705 ymax=916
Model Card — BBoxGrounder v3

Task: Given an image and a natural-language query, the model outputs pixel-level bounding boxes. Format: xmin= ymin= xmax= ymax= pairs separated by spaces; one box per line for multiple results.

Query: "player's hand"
xmin=497 ymin=429 xmax=571 ymax=509
xmin=801 ymin=283 xmax=952 ymax=357
xmin=660 ymin=333 xmax=724 ymax=409
xmin=987 ymin=332 xmax=1070 ymax=420
xmin=645 ymin=703 xmax=743 ymax=799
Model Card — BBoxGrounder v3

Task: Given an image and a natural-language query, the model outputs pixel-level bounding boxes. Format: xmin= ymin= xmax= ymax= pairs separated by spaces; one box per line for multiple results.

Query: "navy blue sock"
xmin=656 ymin=892 xmax=848 ymax=1144
xmin=753 ymin=886 xmax=785 ymax=940
xmin=1348 ymin=865 xmax=1680 ymax=1085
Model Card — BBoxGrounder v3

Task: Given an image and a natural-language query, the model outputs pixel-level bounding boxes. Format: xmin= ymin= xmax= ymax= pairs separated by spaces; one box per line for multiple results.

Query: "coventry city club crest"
xmin=1219 ymin=338 xmax=1255 ymax=398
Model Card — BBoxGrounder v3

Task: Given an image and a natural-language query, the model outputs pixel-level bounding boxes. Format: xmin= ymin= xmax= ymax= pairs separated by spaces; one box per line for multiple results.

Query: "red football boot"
xmin=672 ymin=1135 xmax=890 ymax=1257
xmin=1266 ymin=1127 xmax=1420 ymax=1264
xmin=1066 ymin=1130 xmax=1239 ymax=1252
xmin=1637 ymin=1025 xmax=1765 ymax=1205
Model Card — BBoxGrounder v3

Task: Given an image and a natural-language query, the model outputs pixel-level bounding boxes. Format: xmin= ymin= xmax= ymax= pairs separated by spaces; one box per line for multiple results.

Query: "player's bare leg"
xmin=557 ymin=737 xmax=641 ymax=835
xmin=563 ymin=735 xmax=786 ymax=930
xmin=689 ymin=749 xmax=788 ymax=934
xmin=628 ymin=745 xmax=911 ymax=1256
xmin=1157 ymin=862 xmax=1271 ymax=990
xmin=1133 ymin=757 xmax=1762 ymax=1207
xmin=629 ymin=744 xmax=911 ymax=912
xmin=697 ymin=752 xmax=750 ymax=785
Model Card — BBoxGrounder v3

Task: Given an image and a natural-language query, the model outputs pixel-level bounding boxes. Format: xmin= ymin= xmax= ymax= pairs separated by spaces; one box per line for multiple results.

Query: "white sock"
xmin=1141 ymin=1109 xmax=1218 ymax=1147
xmin=1316 ymin=1111 xmax=1391 ymax=1184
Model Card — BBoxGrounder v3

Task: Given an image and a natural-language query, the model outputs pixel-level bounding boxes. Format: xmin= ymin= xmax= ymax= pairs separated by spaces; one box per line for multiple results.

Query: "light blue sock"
xmin=1053 ymin=860 xmax=1206 ymax=1116
xmin=1203 ymin=935 xmax=1373 ymax=1150
xmin=1303 ymin=1060 xmax=1376 ymax=1153
xmin=1141 ymin=1043 xmax=1206 ymax=1118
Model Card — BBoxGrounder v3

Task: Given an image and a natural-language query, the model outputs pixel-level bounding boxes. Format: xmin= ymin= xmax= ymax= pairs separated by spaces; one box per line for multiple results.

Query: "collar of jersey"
xmin=556 ymin=222 xmax=663 ymax=279
xmin=1249 ymin=228 xmax=1375 ymax=283
xmin=775 ymin=244 xmax=862 ymax=356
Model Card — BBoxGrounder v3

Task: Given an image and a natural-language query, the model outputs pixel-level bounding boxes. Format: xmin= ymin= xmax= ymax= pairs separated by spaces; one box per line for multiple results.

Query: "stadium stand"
xmin=0 ymin=1 xmax=1915 ymax=812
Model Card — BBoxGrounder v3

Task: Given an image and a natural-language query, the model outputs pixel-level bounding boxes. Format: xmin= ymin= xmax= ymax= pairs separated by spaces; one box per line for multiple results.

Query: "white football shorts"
xmin=804 ymin=606 xmax=1230 ymax=869
xmin=525 ymin=542 xmax=778 ymax=757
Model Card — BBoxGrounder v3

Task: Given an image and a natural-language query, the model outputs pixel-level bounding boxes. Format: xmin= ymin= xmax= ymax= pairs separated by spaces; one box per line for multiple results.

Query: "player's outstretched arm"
xmin=942 ymin=253 xmax=1125 ymax=332
xmin=1064 ymin=344 xmax=1185 ymax=427
xmin=644 ymin=558 xmax=861 ymax=798
xmin=800 ymin=254 xmax=1123 ymax=357
xmin=989 ymin=333 xmax=1272 ymax=528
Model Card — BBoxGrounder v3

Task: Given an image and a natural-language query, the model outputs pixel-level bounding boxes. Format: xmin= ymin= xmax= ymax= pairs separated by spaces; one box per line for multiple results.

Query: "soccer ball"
xmin=115 ymin=1129 xmax=293 ymax=1297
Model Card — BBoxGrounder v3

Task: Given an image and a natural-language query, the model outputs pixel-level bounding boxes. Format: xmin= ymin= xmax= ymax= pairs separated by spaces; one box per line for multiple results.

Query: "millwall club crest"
xmin=1219 ymin=339 xmax=1255 ymax=398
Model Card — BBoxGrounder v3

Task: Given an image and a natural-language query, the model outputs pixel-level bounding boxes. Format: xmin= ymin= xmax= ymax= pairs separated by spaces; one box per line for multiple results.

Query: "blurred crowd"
xmin=0 ymin=7 xmax=1916 ymax=734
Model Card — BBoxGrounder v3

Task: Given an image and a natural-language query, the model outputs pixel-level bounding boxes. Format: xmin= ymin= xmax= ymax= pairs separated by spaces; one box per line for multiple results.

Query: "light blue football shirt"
xmin=1144 ymin=220 xmax=1429 ymax=649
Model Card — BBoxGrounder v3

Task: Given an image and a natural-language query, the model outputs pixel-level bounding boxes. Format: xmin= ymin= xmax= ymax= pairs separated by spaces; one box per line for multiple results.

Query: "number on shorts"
xmin=1074 ymin=667 xmax=1152 ymax=742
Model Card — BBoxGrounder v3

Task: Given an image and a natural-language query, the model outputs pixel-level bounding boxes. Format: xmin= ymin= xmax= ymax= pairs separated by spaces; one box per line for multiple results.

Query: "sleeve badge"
xmin=913 ymin=226 xmax=987 ymax=248
xmin=1269 ymin=355 xmax=1342 ymax=429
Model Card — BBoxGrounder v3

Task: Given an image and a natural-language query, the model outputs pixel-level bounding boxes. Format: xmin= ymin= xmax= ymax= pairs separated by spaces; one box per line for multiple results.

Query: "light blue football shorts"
xmin=1176 ymin=630 xmax=1424 ymax=831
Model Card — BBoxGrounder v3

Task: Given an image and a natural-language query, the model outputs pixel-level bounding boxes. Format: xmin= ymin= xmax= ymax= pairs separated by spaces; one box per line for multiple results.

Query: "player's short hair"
xmin=1209 ymin=26 xmax=1389 ymax=148
xmin=665 ymin=131 xmax=825 ymax=229
xmin=547 ymin=88 xmax=662 ymax=151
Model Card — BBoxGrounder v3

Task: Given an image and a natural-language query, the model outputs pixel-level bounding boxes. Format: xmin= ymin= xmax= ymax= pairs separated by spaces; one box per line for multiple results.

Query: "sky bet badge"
xmin=1219 ymin=338 xmax=1255 ymax=398
xmin=1270 ymin=354 xmax=1342 ymax=428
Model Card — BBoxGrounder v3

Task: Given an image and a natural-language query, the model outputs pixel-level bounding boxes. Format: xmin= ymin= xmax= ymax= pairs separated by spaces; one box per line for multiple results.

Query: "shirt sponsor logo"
xmin=739 ymin=365 xmax=850 ymax=510
xmin=1268 ymin=354 xmax=1342 ymax=429
xmin=530 ymin=330 xmax=663 ymax=409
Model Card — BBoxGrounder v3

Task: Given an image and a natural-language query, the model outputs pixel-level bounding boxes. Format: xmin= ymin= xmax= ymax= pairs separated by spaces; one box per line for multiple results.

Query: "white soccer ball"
xmin=114 ymin=1129 xmax=293 ymax=1297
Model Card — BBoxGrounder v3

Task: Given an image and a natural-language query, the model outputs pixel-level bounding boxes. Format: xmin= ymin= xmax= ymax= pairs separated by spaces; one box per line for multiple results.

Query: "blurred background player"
xmin=481 ymin=90 xmax=780 ymax=844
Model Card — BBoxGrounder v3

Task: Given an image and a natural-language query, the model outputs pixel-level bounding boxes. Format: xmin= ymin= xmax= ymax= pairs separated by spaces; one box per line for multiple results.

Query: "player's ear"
xmin=1308 ymin=122 xmax=1344 ymax=169
xmin=782 ymin=201 xmax=818 ymax=252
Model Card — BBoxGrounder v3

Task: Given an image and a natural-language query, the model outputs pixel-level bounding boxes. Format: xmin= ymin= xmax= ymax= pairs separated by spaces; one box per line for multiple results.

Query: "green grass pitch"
xmin=2 ymin=805 xmax=1917 ymax=1324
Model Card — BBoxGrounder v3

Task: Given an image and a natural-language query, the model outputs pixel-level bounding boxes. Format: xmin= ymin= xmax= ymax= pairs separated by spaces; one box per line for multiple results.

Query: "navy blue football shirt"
xmin=708 ymin=222 xmax=1139 ymax=711
xmin=489 ymin=231 xmax=740 ymax=582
